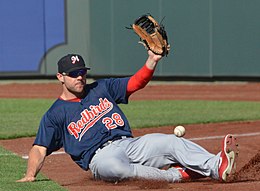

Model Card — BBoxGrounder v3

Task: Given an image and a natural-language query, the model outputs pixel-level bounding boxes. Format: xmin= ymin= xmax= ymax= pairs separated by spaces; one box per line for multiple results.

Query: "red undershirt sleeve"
xmin=126 ymin=64 xmax=155 ymax=97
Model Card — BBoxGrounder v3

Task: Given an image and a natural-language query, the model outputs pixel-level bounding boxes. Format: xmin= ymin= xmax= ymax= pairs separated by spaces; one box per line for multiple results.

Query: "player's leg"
xmin=90 ymin=134 xmax=217 ymax=181
xmin=124 ymin=133 xmax=221 ymax=179
xmin=89 ymin=142 xmax=132 ymax=182
xmin=89 ymin=139 xmax=182 ymax=182
xmin=89 ymin=133 xmax=238 ymax=182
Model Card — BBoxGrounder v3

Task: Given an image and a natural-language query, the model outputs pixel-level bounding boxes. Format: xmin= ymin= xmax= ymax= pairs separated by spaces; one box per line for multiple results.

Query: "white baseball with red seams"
xmin=174 ymin=125 xmax=186 ymax=137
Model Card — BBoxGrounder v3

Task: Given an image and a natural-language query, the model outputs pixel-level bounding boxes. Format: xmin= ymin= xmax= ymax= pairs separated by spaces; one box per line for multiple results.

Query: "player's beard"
xmin=65 ymin=79 xmax=86 ymax=98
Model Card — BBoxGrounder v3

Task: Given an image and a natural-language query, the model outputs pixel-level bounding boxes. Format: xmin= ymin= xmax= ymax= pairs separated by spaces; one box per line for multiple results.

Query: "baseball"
xmin=174 ymin=125 xmax=186 ymax=137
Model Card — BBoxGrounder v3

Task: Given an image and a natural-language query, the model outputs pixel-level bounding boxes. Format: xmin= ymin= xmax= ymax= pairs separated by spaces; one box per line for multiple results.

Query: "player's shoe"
xmin=218 ymin=134 xmax=239 ymax=182
xmin=172 ymin=165 xmax=205 ymax=180
xmin=174 ymin=166 xmax=190 ymax=179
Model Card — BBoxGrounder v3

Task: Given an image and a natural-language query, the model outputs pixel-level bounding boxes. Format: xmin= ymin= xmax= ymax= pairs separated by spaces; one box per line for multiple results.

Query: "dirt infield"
xmin=0 ymin=81 xmax=260 ymax=190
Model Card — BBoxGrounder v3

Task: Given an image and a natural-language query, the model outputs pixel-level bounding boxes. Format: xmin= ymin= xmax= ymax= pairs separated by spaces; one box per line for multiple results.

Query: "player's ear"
xmin=56 ymin=73 xmax=64 ymax=83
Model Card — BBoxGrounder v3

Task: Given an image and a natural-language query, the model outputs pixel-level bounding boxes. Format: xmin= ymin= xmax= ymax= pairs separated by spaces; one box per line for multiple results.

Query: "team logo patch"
xmin=71 ymin=55 xmax=79 ymax=64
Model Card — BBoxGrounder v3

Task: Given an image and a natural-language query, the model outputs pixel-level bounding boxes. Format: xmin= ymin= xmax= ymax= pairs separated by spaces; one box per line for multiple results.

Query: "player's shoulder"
xmin=46 ymin=99 xmax=67 ymax=115
xmin=89 ymin=77 xmax=129 ymax=85
xmin=89 ymin=77 xmax=130 ymax=88
xmin=85 ymin=78 xmax=114 ymax=90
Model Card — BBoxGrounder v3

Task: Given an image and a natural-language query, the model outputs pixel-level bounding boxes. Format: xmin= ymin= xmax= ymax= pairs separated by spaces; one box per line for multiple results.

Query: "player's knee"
xmin=98 ymin=157 xmax=132 ymax=181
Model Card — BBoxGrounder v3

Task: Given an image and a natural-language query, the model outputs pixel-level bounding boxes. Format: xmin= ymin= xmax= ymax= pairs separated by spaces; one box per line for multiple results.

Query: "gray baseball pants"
xmin=89 ymin=133 xmax=221 ymax=182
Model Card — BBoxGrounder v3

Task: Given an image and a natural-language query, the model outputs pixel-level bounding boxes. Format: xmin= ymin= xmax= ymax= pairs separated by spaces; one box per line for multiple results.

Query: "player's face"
xmin=61 ymin=69 xmax=87 ymax=94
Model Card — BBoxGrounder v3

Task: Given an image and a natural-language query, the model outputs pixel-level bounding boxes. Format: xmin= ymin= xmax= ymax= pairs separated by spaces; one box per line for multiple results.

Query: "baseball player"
xmin=17 ymin=51 xmax=238 ymax=183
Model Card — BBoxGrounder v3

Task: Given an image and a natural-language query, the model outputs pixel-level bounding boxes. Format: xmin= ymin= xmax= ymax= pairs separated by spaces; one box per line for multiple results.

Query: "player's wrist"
xmin=146 ymin=52 xmax=161 ymax=70
xmin=148 ymin=50 xmax=162 ymax=62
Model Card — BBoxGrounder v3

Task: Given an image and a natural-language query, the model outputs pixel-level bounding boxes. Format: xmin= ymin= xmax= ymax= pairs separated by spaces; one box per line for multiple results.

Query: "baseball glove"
xmin=131 ymin=14 xmax=170 ymax=56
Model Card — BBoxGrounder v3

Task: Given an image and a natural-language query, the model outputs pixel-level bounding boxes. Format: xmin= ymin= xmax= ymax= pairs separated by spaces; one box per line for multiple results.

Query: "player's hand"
xmin=16 ymin=176 xmax=35 ymax=182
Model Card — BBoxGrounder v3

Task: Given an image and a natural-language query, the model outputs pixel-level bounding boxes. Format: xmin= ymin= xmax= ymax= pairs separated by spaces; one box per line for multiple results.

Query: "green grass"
xmin=0 ymin=147 xmax=66 ymax=191
xmin=1 ymin=98 xmax=260 ymax=139
xmin=0 ymin=99 xmax=54 ymax=139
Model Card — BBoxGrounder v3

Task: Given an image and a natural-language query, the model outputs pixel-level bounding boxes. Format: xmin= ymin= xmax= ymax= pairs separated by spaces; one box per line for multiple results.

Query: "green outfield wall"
xmin=1 ymin=0 xmax=259 ymax=79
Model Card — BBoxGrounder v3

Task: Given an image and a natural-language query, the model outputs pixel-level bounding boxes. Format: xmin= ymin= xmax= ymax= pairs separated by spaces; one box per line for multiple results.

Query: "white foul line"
xmin=189 ymin=132 xmax=260 ymax=141
xmin=1 ymin=131 xmax=259 ymax=160
xmin=21 ymin=151 xmax=66 ymax=159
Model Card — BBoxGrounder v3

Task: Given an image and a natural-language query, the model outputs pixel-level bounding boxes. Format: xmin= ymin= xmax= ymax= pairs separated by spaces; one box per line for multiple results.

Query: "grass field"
xmin=1 ymin=98 xmax=260 ymax=139
xmin=1 ymin=98 xmax=260 ymax=190
xmin=0 ymin=147 xmax=65 ymax=191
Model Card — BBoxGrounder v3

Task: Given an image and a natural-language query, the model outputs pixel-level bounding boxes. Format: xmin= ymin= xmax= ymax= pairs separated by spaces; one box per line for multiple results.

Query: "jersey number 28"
xmin=102 ymin=113 xmax=124 ymax=130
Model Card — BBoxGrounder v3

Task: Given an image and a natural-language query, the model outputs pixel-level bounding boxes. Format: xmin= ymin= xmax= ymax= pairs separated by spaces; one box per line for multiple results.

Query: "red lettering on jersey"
xmin=67 ymin=98 xmax=113 ymax=141
xmin=67 ymin=122 xmax=80 ymax=139
xmin=77 ymin=120 xmax=84 ymax=129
